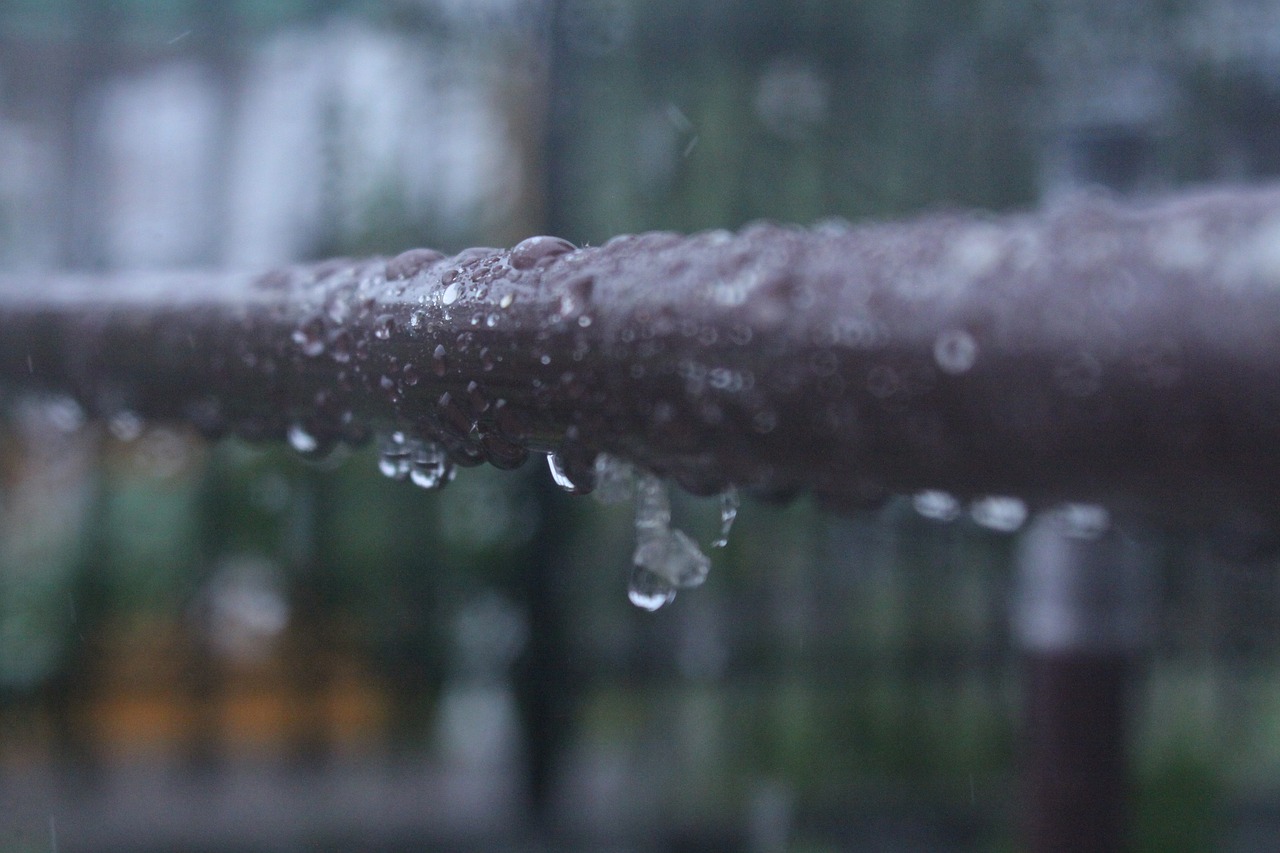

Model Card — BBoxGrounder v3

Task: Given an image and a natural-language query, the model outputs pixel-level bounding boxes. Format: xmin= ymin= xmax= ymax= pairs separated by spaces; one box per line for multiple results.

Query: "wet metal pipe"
xmin=2 ymin=183 xmax=1280 ymax=527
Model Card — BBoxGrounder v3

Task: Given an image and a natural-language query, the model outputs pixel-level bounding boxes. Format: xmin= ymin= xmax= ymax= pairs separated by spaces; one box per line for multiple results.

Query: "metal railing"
xmin=5 ymin=182 xmax=1280 ymax=534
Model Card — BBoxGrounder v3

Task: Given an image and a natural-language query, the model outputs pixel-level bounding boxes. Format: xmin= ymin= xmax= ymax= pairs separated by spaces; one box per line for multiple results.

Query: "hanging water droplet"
xmin=409 ymin=440 xmax=456 ymax=490
xmin=287 ymin=422 xmax=319 ymax=455
xmin=933 ymin=329 xmax=978 ymax=375
xmin=628 ymin=564 xmax=678 ymax=611
xmin=711 ymin=488 xmax=739 ymax=548
xmin=377 ymin=431 xmax=412 ymax=481
xmin=632 ymin=474 xmax=711 ymax=590
xmin=499 ymin=292 xmax=515 ymax=309
xmin=432 ymin=344 xmax=448 ymax=377
xmin=970 ymin=495 xmax=1028 ymax=533
xmin=593 ymin=454 xmax=636 ymax=505
xmin=108 ymin=410 xmax=145 ymax=443
xmin=913 ymin=489 xmax=961 ymax=522
xmin=1055 ymin=503 xmax=1111 ymax=539
xmin=509 ymin=235 xmax=576 ymax=270
xmin=546 ymin=446 xmax=597 ymax=494
xmin=373 ymin=315 xmax=397 ymax=340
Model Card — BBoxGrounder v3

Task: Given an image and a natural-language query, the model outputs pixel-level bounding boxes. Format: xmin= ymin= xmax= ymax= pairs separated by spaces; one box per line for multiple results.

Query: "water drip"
xmin=712 ymin=488 xmax=739 ymax=548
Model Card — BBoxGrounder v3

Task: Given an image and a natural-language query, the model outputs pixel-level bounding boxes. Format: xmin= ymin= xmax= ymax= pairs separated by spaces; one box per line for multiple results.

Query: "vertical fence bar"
xmin=1014 ymin=508 xmax=1154 ymax=852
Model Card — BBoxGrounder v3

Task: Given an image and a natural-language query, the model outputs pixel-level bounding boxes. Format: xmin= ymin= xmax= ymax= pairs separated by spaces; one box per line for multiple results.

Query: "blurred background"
xmin=2 ymin=1 xmax=1280 ymax=850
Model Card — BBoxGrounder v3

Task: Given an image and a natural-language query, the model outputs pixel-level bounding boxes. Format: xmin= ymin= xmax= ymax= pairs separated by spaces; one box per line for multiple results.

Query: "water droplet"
xmin=377 ymin=431 xmax=412 ymax=480
xmin=509 ymin=235 xmax=576 ymax=270
xmin=432 ymin=344 xmax=448 ymax=377
xmin=409 ymin=309 xmax=429 ymax=332
xmin=325 ymin=296 xmax=351 ymax=324
xmin=292 ymin=317 xmax=326 ymax=357
xmin=934 ymin=329 xmax=978 ymax=375
xmin=628 ymin=564 xmax=677 ymax=611
xmin=711 ymin=488 xmax=739 ymax=548
xmin=287 ymin=422 xmax=319 ymax=454
xmin=970 ymin=496 xmax=1027 ymax=533
xmin=409 ymin=440 xmax=456 ymax=490
xmin=633 ymin=474 xmax=711 ymax=589
xmin=499 ymin=292 xmax=515 ymax=309
xmin=441 ymin=282 xmax=461 ymax=305
xmin=540 ymin=354 xmax=552 ymax=366
xmin=913 ymin=489 xmax=961 ymax=522
xmin=546 ymin=449 xmax=597 ymax=495
xmin=385 ymin=248 xmax=445 ymax=280
xmin=373 ymin=315 xmax=396 ymax=340
xmin=466 ymin=380 xmax=491 ymax=414
xmin=328 ymin=330 xmax=353 ymax=363
xmin=108 ymin=410 xmax=145 ymax=442
xmin=593 ymin=454 xmax=637 ymax=504
xmin=1054 ymin=503 xmax=1111 ymax=539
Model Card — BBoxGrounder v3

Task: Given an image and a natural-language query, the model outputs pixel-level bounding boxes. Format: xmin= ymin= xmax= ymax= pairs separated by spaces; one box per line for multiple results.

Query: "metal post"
xmin=1013 ymin=507 xmax=1154 ymax=852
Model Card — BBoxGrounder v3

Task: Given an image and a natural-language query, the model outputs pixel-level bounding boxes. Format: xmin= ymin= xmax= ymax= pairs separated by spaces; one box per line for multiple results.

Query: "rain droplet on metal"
xmin=292 ymin=317 xmax=326 ymax=357
xmin=1054 ymin=503 xmax=1111 ymax=539
xmin=509 ymin=235 xmax=576 ymax=270
xmin=385 ymin=248 xmax=445 ymax=281
xmin=108 ymin=410 xmax=145 ymax=443
xmin=913 ymin=489 xmax=961 ymax=522
xmin=933 ymin=329 xmax=978 ymax=375
xmin=287 ymin=422 xmax=319 ymax=455
xmin=970 ymin=495 xmax=1028 ymax=533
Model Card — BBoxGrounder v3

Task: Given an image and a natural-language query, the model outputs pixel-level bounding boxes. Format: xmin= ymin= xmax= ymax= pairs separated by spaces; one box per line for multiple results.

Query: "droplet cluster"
xmin=377 ymin=430 xmax=456 ymax=490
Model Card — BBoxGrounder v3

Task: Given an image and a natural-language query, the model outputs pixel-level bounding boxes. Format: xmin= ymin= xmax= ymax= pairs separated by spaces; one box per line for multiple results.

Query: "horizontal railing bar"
xmin=3 ymin=183 xmax=1280 ymax=530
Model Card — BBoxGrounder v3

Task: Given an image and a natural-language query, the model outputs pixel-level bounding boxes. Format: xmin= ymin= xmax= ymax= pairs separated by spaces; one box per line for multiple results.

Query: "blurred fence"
xmin=5 ymin=2 xmax=1280 ymax=852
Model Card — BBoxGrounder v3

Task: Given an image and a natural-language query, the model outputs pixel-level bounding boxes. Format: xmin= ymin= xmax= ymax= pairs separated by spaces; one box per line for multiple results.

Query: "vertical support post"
xmin=1013 ymin=507 xmax=1154 ymax=853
